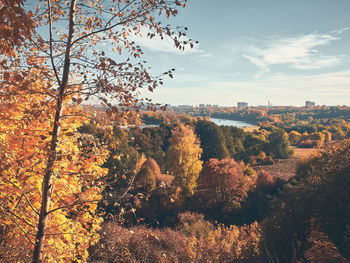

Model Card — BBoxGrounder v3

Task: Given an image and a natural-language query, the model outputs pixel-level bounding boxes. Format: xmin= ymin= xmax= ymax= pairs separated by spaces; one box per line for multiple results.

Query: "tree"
xmin=242 ymin=133 xmax=266 ymax=161
xmin=167 ymin=123 xmax=203 ymax=197
xmin=267 ymin=129 xmax=293 ymax=159
xmin=196 ymin=159 xmax=256 ymax=214
xmin=140 ymin=158 xmax=161 ymax=178
xmin=79 ymin=123 xmax=141 ymax=220
xmin=0 ymin=72 xmax=108 ymax=261
xmin=289 ymin=130 xmax=302 ymax=145
xmin=304 ymin=219 xmax=346 ymax=263
xmin=220 ymin=126 xmax=245 ymax=160
xmin=1 ymin=0 xmax=193 ymax=261
xmin=263 ymin=141 xmax=350 ymax=261
xmin=321 ymin=130 xmax=332 ymax=142
xmin=142 ymin=124 xmax=172 ymax=168
xmin=136 ymin=167 xmax=157 ymax=192
xmin=136 ymin=158 xmax=161 ymax=192
xmin=129 ymin=124 xmax=172 ymax=169
xmin=195 ymin=120 xmax=230 ymax=162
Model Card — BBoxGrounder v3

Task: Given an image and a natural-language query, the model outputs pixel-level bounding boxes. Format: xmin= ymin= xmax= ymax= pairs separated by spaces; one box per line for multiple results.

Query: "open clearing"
xmin=257 ymin=147 xmax=319 ymax=180
xmin=292 ymin=147 xmax=319 ymax=158
xmin=242 ymin=126 xmax=260 ymax=132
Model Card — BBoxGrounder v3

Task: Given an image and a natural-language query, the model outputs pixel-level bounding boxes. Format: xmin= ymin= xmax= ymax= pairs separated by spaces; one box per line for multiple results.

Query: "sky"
xmin=135 ymin=0 xmax=350 ymax=106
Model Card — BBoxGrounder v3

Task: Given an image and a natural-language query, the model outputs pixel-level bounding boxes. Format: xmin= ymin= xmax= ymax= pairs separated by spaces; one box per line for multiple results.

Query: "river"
xmin=209 ymin=118 xmax=256 ymax=128
xmin=138 ymin=118 xmax=256 ymax=129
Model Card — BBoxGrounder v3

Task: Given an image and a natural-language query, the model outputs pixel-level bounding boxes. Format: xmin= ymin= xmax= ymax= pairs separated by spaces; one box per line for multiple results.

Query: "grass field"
xmin=257 ymin=147 xmax=319 ymax=180
xmin=242 ymin=126 xmax=260 ymax=132
xmin=292 ymin=146 xmax=319 ymax=158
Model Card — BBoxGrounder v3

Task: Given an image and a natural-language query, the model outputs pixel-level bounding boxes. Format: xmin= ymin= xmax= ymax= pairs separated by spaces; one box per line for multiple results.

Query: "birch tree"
xmin=0 ymin=0 xmax=193 ymax=261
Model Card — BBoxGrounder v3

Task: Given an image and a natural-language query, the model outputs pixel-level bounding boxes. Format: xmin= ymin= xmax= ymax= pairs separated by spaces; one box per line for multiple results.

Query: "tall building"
xmin=237 ymin=102 xmax=248 ymax=109
xmin=305 ymin=101 xmax=315 ymax=108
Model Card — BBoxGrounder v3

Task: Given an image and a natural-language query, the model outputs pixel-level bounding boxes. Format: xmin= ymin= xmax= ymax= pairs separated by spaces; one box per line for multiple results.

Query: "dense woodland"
xmin=1 ymin=0 xmax=350 ymax=262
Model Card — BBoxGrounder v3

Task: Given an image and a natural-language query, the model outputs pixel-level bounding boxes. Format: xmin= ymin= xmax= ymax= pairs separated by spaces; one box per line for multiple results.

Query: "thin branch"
xmin=47 ymin=0 xmax=62 ymax=87
xmin=10 ymin=217 xmax=35 ymax=245
xmin=120 ymin=153 xmax=138 ymax=199
xmin=0 ymin=174 xmax=40 ymax=216
xmin=48 ymin=198 xmax=101 ymax=214
xmin=71 ymin=2 xmax=141 ymax=47
xmin=6 ymin=208 xmax=36 ymax=228
xmin=29 ymin=38 xmax=50 ymax=56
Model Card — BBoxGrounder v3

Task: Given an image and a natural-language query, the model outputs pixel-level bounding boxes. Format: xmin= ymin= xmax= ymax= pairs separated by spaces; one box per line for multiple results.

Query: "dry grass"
xmin=242 ymin=126 xmax=260 ymax=133
xmin=292 ymin=146 xmax=319 ymax=158
xmin=256 ymin=147 xmax=320 ymax=180
xmin=257 ymin=158 xmax=298 ymax=180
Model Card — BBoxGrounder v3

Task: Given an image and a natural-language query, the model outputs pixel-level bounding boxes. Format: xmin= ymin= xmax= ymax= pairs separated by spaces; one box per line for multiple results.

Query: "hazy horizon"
xmin=128 ymin=0 xmax=350 ymax=106
xmin=169 ymin=102 xmax=349 ymax=107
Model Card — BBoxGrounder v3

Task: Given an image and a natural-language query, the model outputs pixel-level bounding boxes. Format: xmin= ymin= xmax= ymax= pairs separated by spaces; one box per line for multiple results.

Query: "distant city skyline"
xmin=168 ymin=100 xmax=349 ymax=107
xmin=132 ymin=0 xmax=350 ymax=106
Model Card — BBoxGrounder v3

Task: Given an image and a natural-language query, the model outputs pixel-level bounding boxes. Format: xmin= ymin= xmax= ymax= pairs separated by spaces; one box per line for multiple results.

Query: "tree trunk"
xmin=32 ymin=0 xmax=76 ymax=262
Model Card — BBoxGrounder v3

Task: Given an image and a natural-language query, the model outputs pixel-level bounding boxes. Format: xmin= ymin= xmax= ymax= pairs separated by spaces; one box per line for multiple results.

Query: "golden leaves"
xmin=167 ymin=124 xmax=203 ymax=197
xmin=0 ymin=71 xmax=108 ymax=262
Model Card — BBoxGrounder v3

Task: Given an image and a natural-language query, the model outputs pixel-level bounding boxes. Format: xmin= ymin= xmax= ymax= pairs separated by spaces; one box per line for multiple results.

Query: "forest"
xmin=1 ymin=0 xmax=350 ymax=262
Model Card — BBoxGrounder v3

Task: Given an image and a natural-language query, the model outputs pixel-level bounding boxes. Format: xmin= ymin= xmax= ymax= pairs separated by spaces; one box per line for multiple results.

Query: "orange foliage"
xmin=91 ymin=219 xmax=262 ymax=262
xmin=1 ymin=0 xmax=194 ymax=260
xmin=0 ymin=70 xmax=108 ymax=262
xmin=0 ymin=0 xmax=34 ymax=56
xmin=256 ymin=170 xmax=276 ymax=188
xmin=304 ymin=219 xmax=347 ymax=263
xmin=197 ymin=159 xmax=256 ymax=211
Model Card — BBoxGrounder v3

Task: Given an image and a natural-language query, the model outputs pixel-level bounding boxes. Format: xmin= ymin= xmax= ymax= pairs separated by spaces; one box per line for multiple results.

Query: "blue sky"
xmin=135 ymin=0 xmax=350 ymax=106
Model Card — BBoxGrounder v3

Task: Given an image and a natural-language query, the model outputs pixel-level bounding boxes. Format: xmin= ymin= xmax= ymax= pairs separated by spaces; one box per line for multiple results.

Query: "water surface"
xmin=210 ymin=118 xmax=255 ymax=128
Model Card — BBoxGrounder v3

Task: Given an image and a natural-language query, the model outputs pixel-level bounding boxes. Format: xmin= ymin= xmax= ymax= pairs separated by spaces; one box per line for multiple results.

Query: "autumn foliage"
xmin=1 ymin=0 xmax=195 ymax=260
xmin=2 ymin=1 xmax=350 ymax=262
xmin=263 ymin=141 xmax=350 ymax=261
xmin=136 ymin=158 xmax=161 ymax=192
xmin=196 ymin=158 xmax=256 ymax=213
xmin=90 ymin=214 xmax=262 ymax=263
xmin=304 ymin=218 xmax=347 ymax=263
xmin=167 ymin=123 xmax=203 ymax=197
xmin=0 ymin=0 xmax=33 ymax=56
xmin=0 ymin=70 xmax=108 ymax=261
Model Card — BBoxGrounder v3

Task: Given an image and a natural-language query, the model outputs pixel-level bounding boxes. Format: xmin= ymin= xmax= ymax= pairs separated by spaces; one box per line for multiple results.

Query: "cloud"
xmin=293 ymin=56 xmax=339 ymax=70
xmin=331 ymin=27 xmax=350 ymax=35
xmin=199 ymin=52 xmax=212 ymax=58
xmin=242 ymin=55 xmax=270 ymax=78
xmin=262 ymin=33 xmax=339 ymax=68
xmin=242 ymin=29 xmax=347 ymax=76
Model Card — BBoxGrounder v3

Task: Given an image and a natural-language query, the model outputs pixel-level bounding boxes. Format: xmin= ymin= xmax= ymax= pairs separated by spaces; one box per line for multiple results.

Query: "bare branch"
xmin=47 ymin=0 xmax=62 ymax=87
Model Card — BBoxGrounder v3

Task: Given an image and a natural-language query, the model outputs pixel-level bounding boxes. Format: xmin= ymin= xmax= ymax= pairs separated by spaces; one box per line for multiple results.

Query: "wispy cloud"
xmin=242 ymin=29 xmax=347 ymax=77
xmin=262 ymin=33 xmax=339 ymax=68
xmin=331 ymin=27 xmax=350 ymax=35
xmin=242 ymin=55 xmax=270 ymax=78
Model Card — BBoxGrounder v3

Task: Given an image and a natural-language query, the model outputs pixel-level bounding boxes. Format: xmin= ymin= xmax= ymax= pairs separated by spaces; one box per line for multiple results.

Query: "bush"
xmin=90 ymin=220 xmax=263 ymax=263
xmin=263 ymin=140 xmax=350 ymax=261
xmin=89 ymin=223 xmax=195 ymax=263
xmin=195 ymin=158 xmax=256 ymax=219
xmin=256 ymin=170 xmax=276 ymax=189
xmin=177 ymin=212 xmax=214 ymax=239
